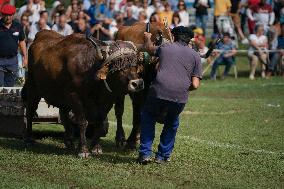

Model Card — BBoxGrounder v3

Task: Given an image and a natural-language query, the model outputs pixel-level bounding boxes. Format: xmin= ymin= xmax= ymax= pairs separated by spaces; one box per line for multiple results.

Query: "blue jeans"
xmin=139 ymin=97 xmax=185 ymax=160
xmin=196 ymin=15 xmax=208 ymax=35
xmin=210 ymin=56 xmax=234 ymax=78
xmin=0 ymin=56 xmax=18 ymax=87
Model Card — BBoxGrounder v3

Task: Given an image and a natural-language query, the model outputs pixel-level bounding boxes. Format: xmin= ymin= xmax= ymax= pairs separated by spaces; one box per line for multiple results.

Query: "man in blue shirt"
xmin=138 ymin=26 xmax=202 ymax=164
xmin=210 ymin=32 xmax=237 ymax=80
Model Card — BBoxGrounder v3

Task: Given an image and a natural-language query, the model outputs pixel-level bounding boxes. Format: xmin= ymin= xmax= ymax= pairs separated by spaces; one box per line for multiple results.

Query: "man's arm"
xmin=189 ymin=76 xmax=200 ymax=91
xmin=144 ymin=32 xmax=158 ymax=55
xmin=19 ymin=40 xmax=28 ymax=68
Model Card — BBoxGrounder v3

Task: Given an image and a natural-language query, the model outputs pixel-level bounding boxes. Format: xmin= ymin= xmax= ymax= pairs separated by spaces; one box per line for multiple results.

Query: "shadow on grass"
xmin=0 ymin=130 xmax=137 ymax=164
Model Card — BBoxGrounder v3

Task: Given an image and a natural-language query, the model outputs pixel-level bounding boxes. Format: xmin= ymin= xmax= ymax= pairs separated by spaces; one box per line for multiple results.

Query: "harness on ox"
xmin=86 ymin=35 xmax=139 ymax=93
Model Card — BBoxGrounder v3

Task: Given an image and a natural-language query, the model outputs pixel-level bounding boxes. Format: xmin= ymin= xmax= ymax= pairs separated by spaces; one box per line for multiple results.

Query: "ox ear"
xmin=96 ymin=66 xmax=109 ymax=80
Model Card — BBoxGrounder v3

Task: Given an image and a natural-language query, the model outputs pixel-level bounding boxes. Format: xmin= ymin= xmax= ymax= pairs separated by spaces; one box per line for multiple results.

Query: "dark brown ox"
xmin=23 ymin=30 xmax=144 ymax=157
xmin=112 ymin=22 xmax=171 ymax=149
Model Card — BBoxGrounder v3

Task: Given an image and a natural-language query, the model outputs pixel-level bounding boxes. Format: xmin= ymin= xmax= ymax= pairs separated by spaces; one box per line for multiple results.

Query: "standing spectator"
xmin=123 ymin=8 xmax=138 ymax=26
xmin=158 ymin=2 xmax=173 ymax=25
xmin=210 ymin=32 xmax=237 ymax=80
xmin=193 ymin=0 xmax=211 ymax=35
xmin=0 ymin=4 xmax=27 ymax=87
xmin=28 ymin=18 xmax=51 ymax=44
xmin=247 ymin=0 xmax=275 ymax=32
xmin=52 ymin=14 xmax=73 ymax=36
xmin=214 ymin=0 xmax=231 ymax=33
xmin=230 ymin=0 xmax=249 ymax=44
xmin=177 ymin=0 xmax=189 ymax=27
xmin=170 ymin=12 xmax=182 ymax=28
xmin=267 ymin=23 xmax=284 ymax=77
xmin=18 ymin=0 xmax=45 ymax=24
xmin=20 ymin=13 xmax=30 ymax=44
xmin=248 ymin=24 xmax=268 ymax=79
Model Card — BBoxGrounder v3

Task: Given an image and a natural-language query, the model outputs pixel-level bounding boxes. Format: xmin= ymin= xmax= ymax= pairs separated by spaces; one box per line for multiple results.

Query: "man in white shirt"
xmin=52 ymin=14 xmax=73 ymax=36
xmin=28 ymin=18 xmax=51 ymax=44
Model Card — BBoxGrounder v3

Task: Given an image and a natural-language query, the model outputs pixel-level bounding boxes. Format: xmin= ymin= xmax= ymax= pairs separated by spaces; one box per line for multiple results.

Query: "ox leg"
xmin=125 ymin=94 xmax=142 ymax=150
xmin=24 ymin=89 xmax=40 ymax=145
xmin=67 ymin=92 xmax=90 ymax=158
xmin=59 ymin=108 xmax=75 ymax=150
xmin=115 ymin=96 xmax=126 ymax=148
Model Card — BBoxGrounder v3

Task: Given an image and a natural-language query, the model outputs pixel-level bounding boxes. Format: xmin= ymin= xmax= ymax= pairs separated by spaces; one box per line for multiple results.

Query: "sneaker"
xmin=241 ymin=38 xmax=249 ymax=44
xmin=249 ymin=74 xmax=255 ymax=80
xmin=154 ymin=157 xmax=170 ymax=164
xmin=137 ymin=156 xmax=152 ymax=165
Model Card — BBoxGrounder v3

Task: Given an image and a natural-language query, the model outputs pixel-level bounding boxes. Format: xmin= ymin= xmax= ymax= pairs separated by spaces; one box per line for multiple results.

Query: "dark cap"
xmin=171 ymin=26 xmax=193 ymax=39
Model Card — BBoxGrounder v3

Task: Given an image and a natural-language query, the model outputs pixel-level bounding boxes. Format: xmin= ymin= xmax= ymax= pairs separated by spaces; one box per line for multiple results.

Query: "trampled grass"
xmin=0 ymin=63 xmax=283 ymax=188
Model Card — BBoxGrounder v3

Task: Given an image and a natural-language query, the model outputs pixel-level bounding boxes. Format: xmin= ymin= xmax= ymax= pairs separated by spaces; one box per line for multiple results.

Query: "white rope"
xmin=214 ymin=49 xmax=284 ymax=53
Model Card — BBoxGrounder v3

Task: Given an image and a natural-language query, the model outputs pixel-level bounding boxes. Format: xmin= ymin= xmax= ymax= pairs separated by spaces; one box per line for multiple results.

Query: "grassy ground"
xmin=0 ymin=59 xmax=283 ymax=188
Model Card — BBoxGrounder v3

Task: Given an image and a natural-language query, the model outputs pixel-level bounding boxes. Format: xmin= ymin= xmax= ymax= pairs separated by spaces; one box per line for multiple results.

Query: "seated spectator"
xmin=141 ymin=0 xmax=152 ymax=21
xmin=123 ymin=8 xmax=138 ymax=26
xmin=148 ymin=0 xmax=164 ymax=17
xmin=52 ymin=14 xmax=73 ymax=36
xmin=149 ymin=12 xmax=160 ymax=23
xmin=39 ymin=10 xmax=52 ymax=28
xmin=51 ymin=4 xmax=65 ymax=25
xmin=68 ymin=11 xmax=79 ymax=30
xmin=177 ymin=0 xmax=189 ymax=27
xmin=210 ymin=32 xmax=237 ymax=80
xmin=87 ymin=0 xmax=98 ymax=26
xmin=95 ymin=0 xmax=108 ymax=21
xmin=74 ymin=18 xmax=91 ymax=35
xmin=170 ymin=12 xmax=182 ymax=29
xmin=28 ymin=17 xmax=51 ymax=44
xmin=138 ymin=11 xmax=148 ymax=23
xmin=78 ymin=10 xmax=91 ymax=23
xmin=92 ymin=19 xmax=112 ymax=41
xmin=267 ymin=23 xmax=284 ymax=77
xmin=66 ymin=0 xmax=81 ymax=21
xmin=17 ymin=0 xmax=46 ymax=24
xmin=122 ymin=0 xmax=140 ymax=20
xmin=248 ymin=24 xmax=268 ymax=79
xmin=105 ymin=0 xmax=118 ymax=19
xmin=158 ymin=2 xmax=173 ymax=25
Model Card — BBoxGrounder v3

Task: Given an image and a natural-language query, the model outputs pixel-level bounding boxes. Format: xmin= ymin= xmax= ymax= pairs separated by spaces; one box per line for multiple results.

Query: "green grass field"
xmin=0 ymin=59 xmax=283 ymax=188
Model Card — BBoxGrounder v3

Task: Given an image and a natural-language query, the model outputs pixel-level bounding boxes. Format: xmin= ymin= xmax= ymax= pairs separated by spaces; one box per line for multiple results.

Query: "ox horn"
xmin=86 ymin=34 xmax=104 ymax=60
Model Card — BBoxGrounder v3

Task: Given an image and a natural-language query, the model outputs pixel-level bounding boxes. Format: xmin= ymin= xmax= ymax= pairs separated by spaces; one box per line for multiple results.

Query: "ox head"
xmin=95 ymin=40 xmax=144 ymax=94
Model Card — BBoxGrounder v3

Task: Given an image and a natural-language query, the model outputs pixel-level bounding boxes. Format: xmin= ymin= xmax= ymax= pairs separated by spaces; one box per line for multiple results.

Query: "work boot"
xmin=154 ymin=157 xmax=171 ymax=164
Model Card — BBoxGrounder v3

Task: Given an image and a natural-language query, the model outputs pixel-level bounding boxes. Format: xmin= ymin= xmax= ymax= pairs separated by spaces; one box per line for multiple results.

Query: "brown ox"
xmin=112 ymin=22 xmax=172 ymax=148
xmin=23 ymin=30 xmax=144 ymax=157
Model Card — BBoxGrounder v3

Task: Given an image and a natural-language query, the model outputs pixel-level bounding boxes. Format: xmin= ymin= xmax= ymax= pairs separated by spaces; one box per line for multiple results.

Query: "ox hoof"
xmin=124 ymin=143 xmax=137 ymax=151
xmin=115 ymin=138 xmax=126 ymax=148
xmin=78 ymin=152 xmax=91 ymax=158
xmin=91 ymin=145 xmax=103 ymax=156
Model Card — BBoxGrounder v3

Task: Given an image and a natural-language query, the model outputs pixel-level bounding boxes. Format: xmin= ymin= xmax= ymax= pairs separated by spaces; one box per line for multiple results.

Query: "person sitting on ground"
xmin=210 ymin=32 xmax=237 ymax=80
xmin=52 ymin=14 xmax=73 ymax=36
xmin=248 ymin=24 xmax=268 ymax=79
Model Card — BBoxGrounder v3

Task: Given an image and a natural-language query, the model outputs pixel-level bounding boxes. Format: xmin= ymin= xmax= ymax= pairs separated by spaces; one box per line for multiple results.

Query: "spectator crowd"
xmin=0 ymin=0 xmax=284 ymax=86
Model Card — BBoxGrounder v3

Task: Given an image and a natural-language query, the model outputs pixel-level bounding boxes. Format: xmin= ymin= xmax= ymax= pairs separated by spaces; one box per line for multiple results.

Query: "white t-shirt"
xmin=178 ymin=10 xmax=189 ymax=27
xmin=248 ymin=34 xmax=267 ymax=55
xmin=28 ymin=23 xmax=51 ymax=42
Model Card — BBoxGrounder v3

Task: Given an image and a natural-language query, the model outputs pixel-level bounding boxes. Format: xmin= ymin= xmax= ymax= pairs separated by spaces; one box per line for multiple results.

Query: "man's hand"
xmin=144 ymin=32 xmax=152 ymax=41
xmin=22 ymin=56 xmax=28 ymax=68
